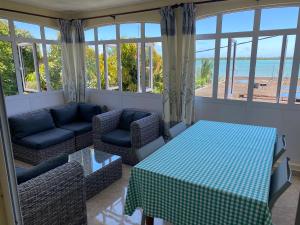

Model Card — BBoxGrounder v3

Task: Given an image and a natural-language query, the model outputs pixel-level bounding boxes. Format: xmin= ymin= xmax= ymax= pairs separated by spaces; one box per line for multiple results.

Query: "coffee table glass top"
xmin=68 ymin=147 xmax=121 ymax=176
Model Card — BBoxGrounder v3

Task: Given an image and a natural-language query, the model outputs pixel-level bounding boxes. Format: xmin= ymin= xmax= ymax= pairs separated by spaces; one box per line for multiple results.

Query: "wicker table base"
xmin=69 ymin=147 xmax=122 ymax=199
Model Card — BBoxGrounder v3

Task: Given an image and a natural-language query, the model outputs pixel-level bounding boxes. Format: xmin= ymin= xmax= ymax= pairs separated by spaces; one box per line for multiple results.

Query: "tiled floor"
xmin=87 ymin=164 xmax=300 ymax=225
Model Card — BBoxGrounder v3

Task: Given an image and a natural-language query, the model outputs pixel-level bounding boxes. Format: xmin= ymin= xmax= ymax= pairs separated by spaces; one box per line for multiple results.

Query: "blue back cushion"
xmin=78 ymin=103 xmax=102 ymax=122
xmin=16 ymin=153 xmax=68 ymax=184
xmin=119 ymin=110 xmax=150 ymax=130
xmin=9 ymin=109 xmax=55 ymax=139
xmin=50 ymin=103 xmax=78 ymax=126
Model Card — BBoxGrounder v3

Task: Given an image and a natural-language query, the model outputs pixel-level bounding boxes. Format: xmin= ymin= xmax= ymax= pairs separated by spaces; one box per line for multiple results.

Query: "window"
xmin=84 ymin=29 xmax=94 ymax=42
xmin=0 ymin=19 xmax=9 ymax=36
xmin=14 ymin=21 xmax=41 ymax=39
xmin=86 ymin=45 xmax=97 ymax=88
xmin=45 ymin=27 xmax=60 ymax=41
xmin=47 ymin=44 xmax=62 ymax=90
xmin=84 ymin=23 xmax=163 ymax=93
xmin=0 ymin=41 xmax=18 ymax=96
xmin=196 ymin=6 xmax=300 ymax=105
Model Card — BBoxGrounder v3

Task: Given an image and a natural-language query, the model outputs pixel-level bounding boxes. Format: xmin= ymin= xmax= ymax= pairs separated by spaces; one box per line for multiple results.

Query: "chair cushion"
xmin=119 ymin=110 xmax=151 ymax=131
xmin=14 ymin=128 xmax=74 ymax=150
xmin=9 ymin=109 xmax=55 ymax=139
xmin=78 ymin=103 xmax=101 ymax=122
xmin=50 ymin=103 xmax=78 ymax=126
xmin=60 ymin=122 xmax=92 ymax=135
xmin=101 ymin=129 xmax=131 ymax=147
xmin=16 ymin=154 xmax=68 ymax=184
xmin=119 ymin=110 xmax=135 ymax=130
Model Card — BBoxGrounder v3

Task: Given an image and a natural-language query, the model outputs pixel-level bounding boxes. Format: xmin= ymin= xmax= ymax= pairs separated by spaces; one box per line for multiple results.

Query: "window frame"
xmin=85 ymin=22 xmax=162 ymax=93
xmin=195 ymin=5 xmax=300 ymax=105
xmin=0 ymin=18 xmax=62 ymax=95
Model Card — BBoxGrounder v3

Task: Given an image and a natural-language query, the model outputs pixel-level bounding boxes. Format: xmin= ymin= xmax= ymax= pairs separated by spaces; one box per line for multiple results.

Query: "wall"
xmin=5 ymin=91 xmax=65 ymax=117
xmin=88 ymin=90 xmax=300 ymax=167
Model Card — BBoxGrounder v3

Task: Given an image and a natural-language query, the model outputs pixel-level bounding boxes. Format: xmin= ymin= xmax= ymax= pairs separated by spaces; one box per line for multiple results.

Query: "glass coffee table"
xmin=69 ymin=147 xmax=122 ymax=199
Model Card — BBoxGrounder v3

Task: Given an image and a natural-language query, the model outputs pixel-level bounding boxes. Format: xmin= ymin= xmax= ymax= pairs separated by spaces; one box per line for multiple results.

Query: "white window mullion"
xmin=94 ymin=28 xmax=101 ymax=90
xmin=116 ymin=24 xmax=122 ymax=92
xmin=141 ymin=23 xmax=146 ymax=93
xmin=103 ymin=44 xmax=109 ymax=89
xmin=224 ymin=38 xmax=232 ymax=99
xmin=8 ymin=20 xmax=23 ymax=94
xmin=288 ymin=11 xmax=300 ymax=104
xmin=276 ymin=35 xmax=287 ymax=103
xmin=212 ymin=14 xmax=222 ymax=99
xmin=137 ymin=43 xmax=141 ymax=92
xmin=40 ymin=26 xmax=52 ymax=91
xmin=32 ymin=43 xmax=41 ymax=92
xmin=247 ymin=9 xmax=261 ymax=102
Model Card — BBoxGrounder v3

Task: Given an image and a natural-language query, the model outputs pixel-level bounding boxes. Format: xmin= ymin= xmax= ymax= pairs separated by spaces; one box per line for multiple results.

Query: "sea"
xmin=196 ymin=58 xmax=293 ymax=78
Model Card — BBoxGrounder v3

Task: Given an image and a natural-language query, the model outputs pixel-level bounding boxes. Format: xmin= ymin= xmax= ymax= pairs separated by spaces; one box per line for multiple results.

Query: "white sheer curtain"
xmin=59 ymin=19 xmax=86 ymax=103
xmin=160 ymin=3 xmax=196 ymax=136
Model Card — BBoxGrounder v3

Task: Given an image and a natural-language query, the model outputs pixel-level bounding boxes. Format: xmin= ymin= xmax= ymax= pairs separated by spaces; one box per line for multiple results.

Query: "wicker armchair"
xmin=93 ymin=109 xmax=160 ymax=165
xmin=18 ymin=161 xmax=87 ymax=225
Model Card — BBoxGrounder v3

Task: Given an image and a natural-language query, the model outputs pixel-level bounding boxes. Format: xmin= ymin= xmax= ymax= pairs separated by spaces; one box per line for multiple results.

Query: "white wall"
xmin=88 ymin=90 xmax=300 ymax=166
xmin=4 ymin=91 xmax=65 ymax=117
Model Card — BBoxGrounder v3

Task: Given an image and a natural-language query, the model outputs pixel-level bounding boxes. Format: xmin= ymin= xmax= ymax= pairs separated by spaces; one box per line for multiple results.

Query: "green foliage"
xmin=195 ymin=58 xmax=213 ymax=88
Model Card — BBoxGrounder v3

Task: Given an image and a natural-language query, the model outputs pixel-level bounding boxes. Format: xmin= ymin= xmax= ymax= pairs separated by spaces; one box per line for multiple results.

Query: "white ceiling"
xmin=8 ymin=0 xmax=155 ymax=12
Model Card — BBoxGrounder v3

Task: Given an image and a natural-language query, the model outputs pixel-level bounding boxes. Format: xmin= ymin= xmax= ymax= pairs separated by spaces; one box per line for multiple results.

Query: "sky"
xmin=9 ymin=6 xmax=300 ymax=58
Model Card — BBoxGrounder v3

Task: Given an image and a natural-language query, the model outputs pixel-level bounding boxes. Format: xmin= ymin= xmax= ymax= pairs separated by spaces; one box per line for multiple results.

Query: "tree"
xmin=195 ymin=58 xmax=213 ymax=88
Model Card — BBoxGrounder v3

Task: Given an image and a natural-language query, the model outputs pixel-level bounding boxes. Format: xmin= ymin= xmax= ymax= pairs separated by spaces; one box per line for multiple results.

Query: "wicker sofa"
xmin=10 ymin=103 xmax=104 ymax=165
xmin=18 ymin=161 xmax=87 ymax=225
xmin=93 ymin=109 xmax=160 ymax=165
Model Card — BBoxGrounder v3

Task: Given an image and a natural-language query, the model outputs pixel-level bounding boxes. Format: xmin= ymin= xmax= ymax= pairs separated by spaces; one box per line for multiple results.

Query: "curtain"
xmin=59 ymin=19 xmax=86 ymax=103
xmin=160 ymin=3 xmax=196 ymax=136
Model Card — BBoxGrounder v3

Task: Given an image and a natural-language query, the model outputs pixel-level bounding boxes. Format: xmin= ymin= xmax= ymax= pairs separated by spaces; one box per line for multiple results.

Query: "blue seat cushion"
xmin=16 ymin=154 xmax=68 ymax=184
xmin=78 ymin=103 xmax=101 ymax=122
xmin=60 ymin=122 xmax=92 ymax=135
xmin=9 ymin=109 xmax=55 ymax=139
xmin=14 ymin=128 xmax=74 ymax=150
xmin=50 ymin=103 xmax=78 ymax=126
xmin=101 ymin=129 xmax=131 ymax=147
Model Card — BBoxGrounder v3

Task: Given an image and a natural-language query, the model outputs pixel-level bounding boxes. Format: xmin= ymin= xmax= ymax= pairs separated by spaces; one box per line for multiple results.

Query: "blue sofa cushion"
xmin=50 ymin=103 xmax=78 ymax=126
xmin=119 ymin=110 xmax=135 ymax=130
xmin=78 ymin=103 xmax=101 ymax=122
xmin=60 ymin=122 xmax=92 ymax=135
xmin=133 ymin=111 xmax=150 ymax=121
xmin=9 ymin=110 xmax=55 ymax=139
xmin=14 ymin=128 xmax=74 ymax=150
xmin=101 ymin=129 xmax=131 ymax=147
xmin=16 ymin=154 xmax=68 ymax=184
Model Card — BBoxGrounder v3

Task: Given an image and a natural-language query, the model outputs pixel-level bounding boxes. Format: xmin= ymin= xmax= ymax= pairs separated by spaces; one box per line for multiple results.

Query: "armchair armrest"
xmin=131 ymin=113 xmax=160 ymax=149
xmin=93 ymin=109 xmax=123 ymax=140
xmin=18 ymin=161 xmax=87 ymax=225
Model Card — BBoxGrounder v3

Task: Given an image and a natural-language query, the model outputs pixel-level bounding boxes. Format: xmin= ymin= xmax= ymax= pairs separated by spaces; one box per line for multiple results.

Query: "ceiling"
xmin=7 ymin=0 xmax=156 ymax=12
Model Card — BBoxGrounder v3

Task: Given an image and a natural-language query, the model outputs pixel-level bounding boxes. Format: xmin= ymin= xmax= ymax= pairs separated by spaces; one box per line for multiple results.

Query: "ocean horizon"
xmin=196 ymin=58 xmax=293 ymax=78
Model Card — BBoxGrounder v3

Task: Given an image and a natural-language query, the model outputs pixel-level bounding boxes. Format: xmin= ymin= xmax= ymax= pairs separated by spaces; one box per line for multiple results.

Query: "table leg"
xmin=146 ymin=216 xmax=154 ymax=225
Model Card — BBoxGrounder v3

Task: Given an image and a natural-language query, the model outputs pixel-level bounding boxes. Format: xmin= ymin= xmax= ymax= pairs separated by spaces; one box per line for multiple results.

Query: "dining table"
xmin=124 ymin=120 xmax=277 ymax=225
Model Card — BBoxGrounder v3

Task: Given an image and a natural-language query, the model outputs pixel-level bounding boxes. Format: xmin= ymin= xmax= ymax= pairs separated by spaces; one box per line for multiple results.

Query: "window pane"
xmin=145 ymin=23 xmax=161 ymax=37
xmin=84 ymin=28 xmax=94 ymax=42
xmin=195 ymin=39 xmax=215 ymax=97
xmin=98 ymin=45 xmax=105 ymax=89
xmin=196 ymin=16 xmax=217 ymax=34
xmin=0 ymin=19 xmax=9 ymax=36
xmin=36 ymin=43 xmax=47 ymax=91
xmin=218 ymin=38 xmax=230 ymax=99
xmin=86 ymin=45 xmax=97 ymax=88
xmin=18 ymin=44 xmax=38 ymax=92
xmin=279 ymin=35 xmax=296 ymax=104
xmin=120 ymin=23 xmax=141 ymax=39
xmin=0 ymin=41 xmax=18 ymax=96
xmin=106 ymin=44 xmax=118 ymax=90
xmin=296 ymin=69 xmax=300 ymax=104
xmin=98 ymin=25 xmax=116 ymax=40
xmin=146 ymin=42 xmax=163 ymax=94
xmin=253 ymin=36 xmax=283 ymax=103
xmin=260 ymin=7 xmax=299 ymax=30
xmin=47 ymin=44 xmax=62 ymax=90
xmin=14 ymin=21 xmax=41 ymax=39
xmin=222 ymin=10 xmax=254 ymax=33
xmin=45 ymin=27 xmax=60 ymax=40
xmin=122 ymin=43 xmax=138 ymax=92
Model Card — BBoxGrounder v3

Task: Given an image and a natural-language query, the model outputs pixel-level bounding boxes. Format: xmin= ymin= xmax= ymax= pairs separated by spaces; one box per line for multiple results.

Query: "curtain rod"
xmin=0 ymin=0 xmax=227 ymax=21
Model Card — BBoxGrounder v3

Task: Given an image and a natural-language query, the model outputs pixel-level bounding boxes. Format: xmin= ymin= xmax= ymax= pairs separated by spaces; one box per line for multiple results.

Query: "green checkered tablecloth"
xmin=125 ymin=120 xmax=277 ymax=225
